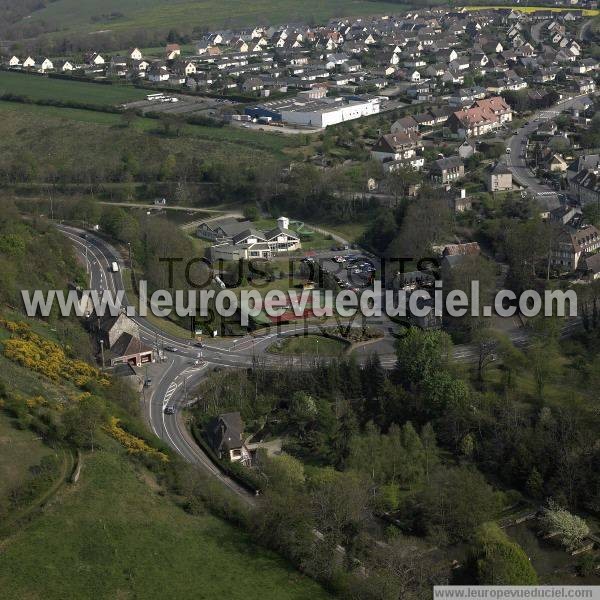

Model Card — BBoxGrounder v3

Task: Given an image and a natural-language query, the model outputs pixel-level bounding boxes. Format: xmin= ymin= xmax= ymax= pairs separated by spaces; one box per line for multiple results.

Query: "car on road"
xmin=165 ymin=346 xmax=178 ymax=352
xmin=193 ymin=342 xmax=204 ymax=348
xmin=144 ymin=379 xmax=152 ymax=388
xmin=164 ymin=406 xmax=175 ymax=415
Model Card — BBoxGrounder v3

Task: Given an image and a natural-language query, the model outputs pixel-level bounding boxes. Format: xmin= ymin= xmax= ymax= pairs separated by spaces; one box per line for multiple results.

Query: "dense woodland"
xmin=193 ymin=316 xmax=600 ymax=594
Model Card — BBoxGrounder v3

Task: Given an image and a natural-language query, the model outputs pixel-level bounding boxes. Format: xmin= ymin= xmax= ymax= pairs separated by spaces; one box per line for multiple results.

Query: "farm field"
xmin=0 ymin=71 xmax=147 ymax=105
xmin=464 ymin=5 xmax=599 ymax=15
xmin=22 ymin=0 xmax=400 ymax=36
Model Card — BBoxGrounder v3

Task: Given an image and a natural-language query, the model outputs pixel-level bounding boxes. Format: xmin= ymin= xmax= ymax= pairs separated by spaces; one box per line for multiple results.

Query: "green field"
xmin=24 ymin=0 xmax=401 ymax=36
xmin=0 ymin=414 xmax=54 ymax=501
xmin=268 ymin=334 xmax=348 ymax=357
xmin=0 ymin=448 xmax=331 ymax=600
xmin=0 ymin=71 xmax=147 ymax=105
xmin=0 ymin=99 xmax=300 ymax=157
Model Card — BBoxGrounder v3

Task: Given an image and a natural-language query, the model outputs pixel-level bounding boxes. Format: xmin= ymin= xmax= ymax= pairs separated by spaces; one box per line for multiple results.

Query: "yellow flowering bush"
xmin=105 ymin=417 xmax=168 ymax=462
xmin=0 ymin=318 xmax=31 ymax=335
xmin=1 ymin=320 xmax=109 ymax=388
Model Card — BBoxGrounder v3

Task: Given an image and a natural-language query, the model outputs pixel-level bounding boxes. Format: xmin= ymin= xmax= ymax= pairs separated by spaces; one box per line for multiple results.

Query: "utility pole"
xmin=100 ymin=339 xmax=105 ymax=370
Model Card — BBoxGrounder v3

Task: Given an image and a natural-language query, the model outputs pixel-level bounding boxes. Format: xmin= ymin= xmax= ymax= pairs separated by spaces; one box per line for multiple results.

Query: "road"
xmin=579 ymin=19 xmax=594 ymax=42
xmin=58 ymin=225 xmax=572 ymax=501
xmin=506 ymin=94 xmax=592 ymax=205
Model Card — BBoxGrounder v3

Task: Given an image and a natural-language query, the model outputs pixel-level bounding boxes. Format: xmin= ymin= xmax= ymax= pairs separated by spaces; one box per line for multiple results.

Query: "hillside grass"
xmin=0 ymin=447 xmax=331 ymax=600
xmin=0 ymin=414 xmax=54 ymax=499
xmin=0 ymin=99 xmax=300 ymax=156
xmin=0 ymin=71 xmax=147 ymax=105
xmin=0 ymin=311 xmax=331 ymax=599
xmin=24 ymin=0 xmax=400 ymax=35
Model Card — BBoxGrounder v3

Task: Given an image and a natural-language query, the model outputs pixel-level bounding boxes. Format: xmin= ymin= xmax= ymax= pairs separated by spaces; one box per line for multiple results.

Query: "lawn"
xmin=0 ymin=71 xmax=147 ymax=105
xmin=0 ymin=448 xmax=331 ymax=600
xmin=24 ymin=0 xmax=401 ymax=36
xmin=268 ymin=334 xmax=348 ymax=357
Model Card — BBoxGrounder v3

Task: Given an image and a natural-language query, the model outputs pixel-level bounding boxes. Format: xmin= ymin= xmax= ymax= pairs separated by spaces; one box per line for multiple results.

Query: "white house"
xmin=130 ymin=48 xmax=143 ymax=61
xmin=8 ymin=56 xmax=20 ymax=67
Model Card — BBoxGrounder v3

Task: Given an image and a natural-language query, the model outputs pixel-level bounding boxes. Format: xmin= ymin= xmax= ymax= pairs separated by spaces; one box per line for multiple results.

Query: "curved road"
xmin=58 ymin=224 xmax=565 ymax=500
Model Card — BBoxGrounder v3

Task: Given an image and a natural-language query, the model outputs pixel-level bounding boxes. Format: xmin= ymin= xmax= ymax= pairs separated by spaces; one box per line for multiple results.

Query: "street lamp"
xmin=100 ymin=339 xmax=105 ymax=370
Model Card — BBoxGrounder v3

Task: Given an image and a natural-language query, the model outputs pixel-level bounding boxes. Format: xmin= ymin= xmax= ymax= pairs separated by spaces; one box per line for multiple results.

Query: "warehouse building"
xmin=245 ymin=95 xmax=380 ymax=128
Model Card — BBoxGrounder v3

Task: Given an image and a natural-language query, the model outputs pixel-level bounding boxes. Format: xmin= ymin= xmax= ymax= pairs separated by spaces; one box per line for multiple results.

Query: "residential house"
xmin=547 ymin=154 xmax=568 ymax=173
xmin=551 ymin=225 xmax=600 ymax=271
xmin=430 ymin=156 xmax=465 ymax=184
xmin=207 ymin=412 xmax=251 ymax=464
xmin=448 ymin=96 xmax=512 ymax=138
xmin=371 ymin=133 xmax=422 ymax=163
xmin=487 ymin=162 xmax=513 ymax=192
xmin=56 ymin=60 xmax=75 ymax=72
xmin=458 ymin=139 xmax=476 ymax=160
xmin=570 ymin=168 xmax=600 ymax=205
xmin=165 ymin=44 xmax=182 ymax=60
xmin=198 ymin=216 xmax=301 ymax=260
xmin=391 ymin=116 xmax=419 ymax=135
xmin=34 ymin=57 xmax=54 ymax=72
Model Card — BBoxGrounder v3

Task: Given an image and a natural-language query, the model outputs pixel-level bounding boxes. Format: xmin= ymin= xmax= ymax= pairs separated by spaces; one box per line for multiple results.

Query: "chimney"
xmin=277 ymin=216 xmax=290 ymax=230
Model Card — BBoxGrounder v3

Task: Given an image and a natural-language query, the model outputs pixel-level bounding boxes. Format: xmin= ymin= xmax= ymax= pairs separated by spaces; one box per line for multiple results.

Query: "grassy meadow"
xmin=23 ymin=0 xmax=400 ymax=35
xmin=0 ymin=71 xmax=147 ymax=105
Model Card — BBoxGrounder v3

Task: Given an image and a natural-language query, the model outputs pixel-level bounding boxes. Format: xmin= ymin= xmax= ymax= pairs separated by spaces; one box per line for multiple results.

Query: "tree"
xmin=469 ymin=523 xmax=538 ymax=585
xmin=420 ymin=423 xmax=439 ymax=481
xmin=259 ymin=451 xmax=305 ymax=491
xmin=540 ymin=500 xmax=589 ymax=551
xmin=410 ymin=467 xmax=503 ymax=543
xmin=64 ymin=395 xmax=107 ymax=451
xmin=421 ymin=371 xmax=470 ymax=419
xmin=121 ymin=109 xmax=136 ymax=128
xmin=395 ymin=328 xmax=453 ymax=388
xmin=308 ymin=467 xmax=368 ymax=546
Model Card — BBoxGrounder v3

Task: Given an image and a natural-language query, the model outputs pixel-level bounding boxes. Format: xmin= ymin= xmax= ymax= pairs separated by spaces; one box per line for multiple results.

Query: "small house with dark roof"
xmin=206 ymin=412 xmax=251 ymax=464
xmin=430 ymin=156 xmax=464 ymax=185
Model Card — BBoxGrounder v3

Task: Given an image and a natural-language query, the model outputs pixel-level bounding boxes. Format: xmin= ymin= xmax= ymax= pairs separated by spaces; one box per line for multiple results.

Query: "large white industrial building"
xmin=246 ymin=95 xmax=380 ymax=128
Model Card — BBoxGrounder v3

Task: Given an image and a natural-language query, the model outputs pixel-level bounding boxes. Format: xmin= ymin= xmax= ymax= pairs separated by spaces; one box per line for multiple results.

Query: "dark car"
xmin=164 ymin=406 xmax=175 ymax=415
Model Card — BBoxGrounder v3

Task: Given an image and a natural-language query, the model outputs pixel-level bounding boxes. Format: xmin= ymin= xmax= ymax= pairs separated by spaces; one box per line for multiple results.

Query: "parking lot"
xmin=122 ymin=94 xmax=237 ymax=119
xmin=302 ymin=250 xmax=378 ymax=291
